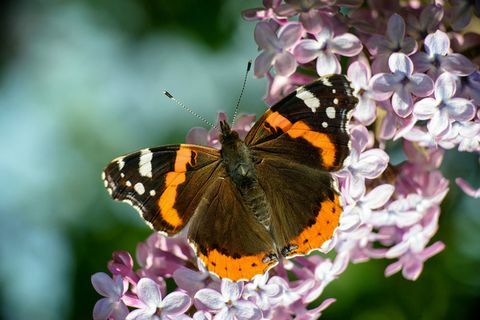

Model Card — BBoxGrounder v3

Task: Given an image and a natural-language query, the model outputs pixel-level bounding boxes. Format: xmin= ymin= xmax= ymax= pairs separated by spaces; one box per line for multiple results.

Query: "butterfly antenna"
xmin=231 ymin=60 xmax=252 ymax=125
xmin=163 ymin=91 xmax=214 ymax=127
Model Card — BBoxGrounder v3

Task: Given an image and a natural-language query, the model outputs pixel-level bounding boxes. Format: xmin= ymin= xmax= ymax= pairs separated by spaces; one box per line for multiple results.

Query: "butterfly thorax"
xmin=219 ymin=121 xmax=271 ymax=229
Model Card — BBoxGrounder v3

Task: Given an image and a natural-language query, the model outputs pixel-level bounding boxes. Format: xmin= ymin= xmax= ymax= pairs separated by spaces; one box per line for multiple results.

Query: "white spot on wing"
xmin=149 ymin=190 xmax=156 ymax=196
xmin=296 ymin=88 xmax=320 ymax=112
xmin=134 ymin=182 xmax=145 ymax=195
xmin=332 ymin=89 xmax=336 ymax=94
xmin=333 ymin=98 xmax=339 ymax=105
xmin=326 ymin=107 xmax=336 ymax=119
xmin=117 ymin=158 xmax=125 ymax=170
xmin=322 ymin=122 xmax=328 ymax=128
xmin=126 ymin=180 xmax=132 ymax=187
xmin=139 ymin=148 xmax=153 ymax=178
xmin=322 ymin=77 xmax=333 ymax=87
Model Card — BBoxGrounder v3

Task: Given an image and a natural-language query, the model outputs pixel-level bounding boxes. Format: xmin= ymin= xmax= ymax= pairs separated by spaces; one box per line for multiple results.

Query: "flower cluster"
xmin=93 ymin=1 xmax=480 ymax=319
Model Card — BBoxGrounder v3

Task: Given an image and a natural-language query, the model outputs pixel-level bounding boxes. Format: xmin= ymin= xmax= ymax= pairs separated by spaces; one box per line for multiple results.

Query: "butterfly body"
xmin=103 ymin=74 xmax=358 ymax=281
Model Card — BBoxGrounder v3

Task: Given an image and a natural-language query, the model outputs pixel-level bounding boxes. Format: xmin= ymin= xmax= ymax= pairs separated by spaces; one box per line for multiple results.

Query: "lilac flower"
xmin=340 ymin=184 xmax=395 ymax=231
xmin=294 ymin=27 xmax=363 ymax=76
xmin=406 ymin=4 xmax=444 ymax=39
xmin=377 ymin=100 xmax=416 ymax=141
xmin=449 ymin=121 xmax=480 ymax=152
xmin=455 ymin=71 xmax=480 ymax=106
xmin=242 ymin=0 xmax=283 ymax=21
xmin=456 ymin=178 xmax=480 ymax=198
xmin=274 ymin=0 xmax=336 ymax=33
xmin=173 ymin=265 xmax=213 ymax=296
xmin=366 ymin=14 xmax=417 ymax=73
xmin=253 ymin=21 xmax=303 ymax=78
xmin=109 ymin=251 xmax=140 ymax=286
xmin=347 ymin=61 xmax=377 ymax=125
xmin=302 ymin=253 xmax=350 ymax=303
xmin=370 ymin=52 xmax=434 ymax=117
xmin=413 ymin=72 xmax=476 ymax=137
xmin=264 ymin=72 xmax=314 ymax=104
xmin=243 ymin=273 xmax=282 ymax=310
xmin=92 ymin=273 xmax=129 ymax=320
xmin=336 ymin=125 xmax=389 ymax=201
xmin=195 ymin=280 xmax=262 ymax=320
xmin=411 ymin=30 xmax=477 ymax=78
xmin=369 ymin=195 xmax=426 ymax=228
xmin=336 ymin=225 xmax=387 ymax=263
xmin=127 ymin=278 xmax=191 ymax=320
xmin=385 ymin=241 xmax=445 ymax=281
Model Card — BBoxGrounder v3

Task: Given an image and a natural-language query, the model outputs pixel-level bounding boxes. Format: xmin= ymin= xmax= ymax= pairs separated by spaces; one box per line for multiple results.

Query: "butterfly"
xmin=102 ymin=74 xmax=357 ymax=281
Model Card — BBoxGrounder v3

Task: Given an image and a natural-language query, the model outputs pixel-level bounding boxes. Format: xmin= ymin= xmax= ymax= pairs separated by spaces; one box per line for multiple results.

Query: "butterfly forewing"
xmin=103 ymin=144 xmax=221 ymax=235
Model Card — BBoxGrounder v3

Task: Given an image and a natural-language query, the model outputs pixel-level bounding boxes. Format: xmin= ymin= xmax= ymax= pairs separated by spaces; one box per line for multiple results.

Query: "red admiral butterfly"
xmin=102 ymin=74 xmax=357 ymax=281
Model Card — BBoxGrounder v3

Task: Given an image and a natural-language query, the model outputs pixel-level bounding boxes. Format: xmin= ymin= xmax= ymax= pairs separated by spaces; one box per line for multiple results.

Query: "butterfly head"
xmin=219 ymin=120 xmax=239 ymax=144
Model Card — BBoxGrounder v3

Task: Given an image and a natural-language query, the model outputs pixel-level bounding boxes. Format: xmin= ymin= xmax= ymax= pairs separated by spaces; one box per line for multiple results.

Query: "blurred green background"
xmin=0 ymin=1 xmax=479 ymax=319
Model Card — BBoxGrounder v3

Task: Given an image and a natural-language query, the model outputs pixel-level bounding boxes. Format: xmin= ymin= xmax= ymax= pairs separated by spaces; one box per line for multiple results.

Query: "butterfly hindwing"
xmin=246 ymin=74 xmax=357 ymax=171
xmin=255 ymin=157 xmax=342 ymax=257
xmin=103 ymin=144 xmax=221 ymax=235
xmin=188 ymin=176 xmax=278 ymax=281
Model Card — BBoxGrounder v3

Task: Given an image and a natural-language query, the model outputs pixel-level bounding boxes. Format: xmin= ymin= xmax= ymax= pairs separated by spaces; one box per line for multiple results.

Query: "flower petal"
xmin=424 ymin=30 xmax=449 ymax=56
xmin=413 ymin=98 xmax=438 ymax=120
xmin=445 ymin=98 xmax=476 ymax=121
xmin=136 ymin=278 xmax=163 ymax=307
xmin=411 ymin=52 xmax=432 ymax=73
xmin=316 ymin=51 xmax=340 ymax=75
xmin=441 ymin=53 xmax=477 ymax=76
xmin=347 ymin=61 xmax=371 ymax=89
xmin=254 ymin=22 xmax=278 ymax=50
xmin=274 ymin=52 xmax=297 ymax=76
xmin=392 ymin=87 xmax=413 ymax=117
xmin=93 ymin=298 xmax=115 ymax=320
xmin=408 ymin=73 xmax=434 ymax=97
xmin=186 ymin=127 xmax=209 ymax=146
xmin=330 ymin=33 xmax=363 ymax=56
xmin=195 ymin=288 xmax=225 ymax=310
xmin=370 ymin=73 xmax=401 ymax=99
xmin=353 ymin=96 xmax=376 ymax=125
xmin=388 ymin=52 xmax=413 ymax=76
xmin=427 ymin=109 xmax=449 ymax=136
xmin=234 ymin=300 xmax=262 ymax=320
xmin=455 ymin=178 xmax=480 ymax=198
xmin=91 ymin=273 xmax=121 ymax=299
xmin=126 ymin=308 xmax=155 ymax=320
xmin=221 ymin=280 xmax=242 ymax=301
xmin=355 ymin=149 xmax=389 ymax=179
xmin=278 ymin=22 xmax=303 ymax=48
xmin=162 ymin=292 xmax=192 ymax=315
xmin=254 ymin=51 xmax=275 ymax=78
xmin=386 ymin=14 xmax=405 ymax=47
xmin=363 ymin=184 xmax=395 ymax=209
xmin=435 ymin=73 xmax=456 ymax=100
xmin=294 ymin=39 xmax=321 ymax=63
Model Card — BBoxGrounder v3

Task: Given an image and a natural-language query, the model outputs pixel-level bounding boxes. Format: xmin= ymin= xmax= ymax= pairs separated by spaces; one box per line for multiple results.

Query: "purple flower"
xmin=294 ymin=26 xmax=363 ymax=76
xmin=336 ymin=125 xmax=389 ymax=201
xmin=109 ymin=251 xmax=140 ymax=286
xmin=243 ymin=273 xmax=282 ymax=310
xmin=92 ymin=273 xmax=129 ymax=320
xmin=126 ymin=278 xmax=191 ymax=320
xmin=406 ymin=4 xmax=444 ymax=39
xmin=369 ymin=195 xmax=426 ymax=228
xmin=347 ymin=61 xmax=377 ymax=125
xmin=264 ymin=72 xmax=315 ymax=105
xmin=242 ymin=0 xmax=283 ymax=21
xmin=456 ymin=178 xmax=480 ymax=198
xmin=341 ymin=184 xmax=395 ymax=231
xmin=195 ymin=280 xmax=262 ymax=320
xmin=274 ymin=0 xmax=336 ymax=33
xmin=371 ymin=52 xmax=434 ymax=117
xmin=411 ymin=30 xmax=477 ymax=78
xmin=455 ymin=71 xmax=480 ymax=106
xmin=413 ymin=72 xmax=476 ymax=137
xmin=385 ymin=241 xmax=445 ymax=281
xmin=254 ymin=21 xmax=303 ymax=78
xmin=366 ymin=14 xmax=417 ymax=73
xmin=377 ymin=100 xmax=417 ymax=141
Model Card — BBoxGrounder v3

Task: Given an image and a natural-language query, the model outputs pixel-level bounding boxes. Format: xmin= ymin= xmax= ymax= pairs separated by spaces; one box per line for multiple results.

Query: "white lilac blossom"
xmin=413 ymin=72 xmax=476 ymax=137
xmin=370 ymin=52 xmax=434 ymax=117
xmin=93 ymin=1 xmax=480 ymax=319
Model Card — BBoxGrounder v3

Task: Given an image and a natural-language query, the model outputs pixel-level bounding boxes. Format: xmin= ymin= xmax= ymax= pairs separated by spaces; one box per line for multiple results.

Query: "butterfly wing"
xmin=247 ymin=74 xmax=357 ymax=257
xmin=245 ymin=74 xmax=357 ymax=171
xmin=188 ymin=176 xmax=278 ymax=281
xmin=103 ymin=144 xmax=222 ymax=235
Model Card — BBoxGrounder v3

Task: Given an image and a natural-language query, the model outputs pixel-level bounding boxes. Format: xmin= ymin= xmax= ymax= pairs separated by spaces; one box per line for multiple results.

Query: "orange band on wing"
xmin=286 ymin=194 xmax=342 ymax=257
xmin=199 ymin=249 xmax=278 ymax=281
xmin=287 ymin=121 xmax=336 ymax=168
xmin=265 ymin=111 xmax=292 ymax=132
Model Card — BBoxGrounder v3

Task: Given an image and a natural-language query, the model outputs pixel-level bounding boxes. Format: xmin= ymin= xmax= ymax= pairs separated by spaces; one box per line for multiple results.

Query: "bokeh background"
xmin=0 ymin=1 xmax=479 ymax=319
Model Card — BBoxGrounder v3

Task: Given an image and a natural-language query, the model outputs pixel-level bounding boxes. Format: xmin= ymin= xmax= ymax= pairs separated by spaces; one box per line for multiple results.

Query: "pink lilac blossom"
xmin=93 ymin=1 xmax=480 ymax=319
